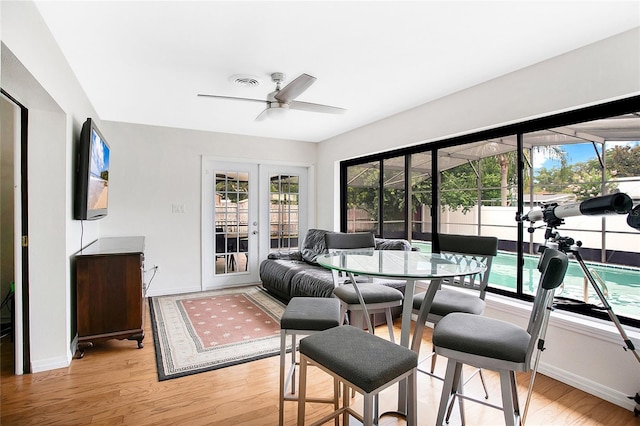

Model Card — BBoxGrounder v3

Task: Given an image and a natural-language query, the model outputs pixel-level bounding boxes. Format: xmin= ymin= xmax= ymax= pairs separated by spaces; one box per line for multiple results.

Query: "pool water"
xmin=412 ymin=241 xmax=640 ymax=321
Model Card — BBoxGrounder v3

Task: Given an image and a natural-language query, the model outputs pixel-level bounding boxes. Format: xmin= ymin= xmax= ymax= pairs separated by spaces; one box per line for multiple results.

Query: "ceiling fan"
xmin=198 ymin=72 xmax=346 ymax=121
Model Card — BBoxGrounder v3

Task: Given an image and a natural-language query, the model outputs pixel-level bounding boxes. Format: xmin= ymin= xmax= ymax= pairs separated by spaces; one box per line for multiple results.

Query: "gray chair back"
xmin=325 ymin=232 xmax=375 ymax=251
xmin=324 ymin=232 xmax=376 ymax=286
xmin=437 ymin=234 xmax=499 ymax=299
xmin=524 ymin=247 xmax=568 ymax=365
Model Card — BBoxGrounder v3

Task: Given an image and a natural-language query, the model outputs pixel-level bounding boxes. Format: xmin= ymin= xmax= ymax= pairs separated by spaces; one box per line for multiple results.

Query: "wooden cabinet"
xmin=75 ymin=236 xmax=145 ymax=358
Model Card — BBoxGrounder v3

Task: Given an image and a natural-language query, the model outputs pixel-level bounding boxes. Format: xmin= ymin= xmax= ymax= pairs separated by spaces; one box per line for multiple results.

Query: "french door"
xmin=202 ymin=160 xmax=309 ymax=289
xmin=203 ymin=161 xmax=259 ymax=289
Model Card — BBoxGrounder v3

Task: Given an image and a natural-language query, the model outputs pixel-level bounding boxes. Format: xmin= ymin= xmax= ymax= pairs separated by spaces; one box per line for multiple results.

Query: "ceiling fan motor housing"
xmin=271 ymin=72 xmax=286 ymax=84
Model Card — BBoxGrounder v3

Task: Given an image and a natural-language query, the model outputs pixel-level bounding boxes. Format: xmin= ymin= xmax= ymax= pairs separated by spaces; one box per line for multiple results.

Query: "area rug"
xmin=149 ymin=285 xmax=288 ymax=381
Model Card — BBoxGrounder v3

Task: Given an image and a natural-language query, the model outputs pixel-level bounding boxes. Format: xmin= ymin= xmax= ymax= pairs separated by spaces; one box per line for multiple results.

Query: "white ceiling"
xmin=34 ymin=1 xmax=640 ymax=143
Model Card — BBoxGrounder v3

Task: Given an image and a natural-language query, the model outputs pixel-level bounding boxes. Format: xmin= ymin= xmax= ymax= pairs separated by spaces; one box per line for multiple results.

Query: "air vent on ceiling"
xmin=229 ymin=74 xmax=261 ymax=87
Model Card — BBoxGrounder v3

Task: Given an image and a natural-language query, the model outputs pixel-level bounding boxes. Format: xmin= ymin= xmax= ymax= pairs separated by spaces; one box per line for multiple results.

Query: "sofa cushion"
xmin=289 ymin=266 xmax=336 ymax=298
xmin=259 ymin=259 xmax=309 ymax=301
xmin=267 ymin=251 xmax=303 ymax=261
xmin=300 ymin=229 xmax=331 ymax=265
xmin=375 ymin=238 xmax=414 ymax=251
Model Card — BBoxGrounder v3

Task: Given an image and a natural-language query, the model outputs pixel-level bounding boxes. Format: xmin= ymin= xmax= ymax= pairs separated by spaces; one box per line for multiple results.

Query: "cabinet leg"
xmin=129 ymin=331 xmax=145 ymax=349
xmin=75 ymin=342 xmax=94 ymax=359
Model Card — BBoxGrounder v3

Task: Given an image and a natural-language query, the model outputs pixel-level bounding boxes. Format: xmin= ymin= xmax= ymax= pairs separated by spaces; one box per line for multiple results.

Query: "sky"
xmin=534 ymin=141 xmax=639 ymax=170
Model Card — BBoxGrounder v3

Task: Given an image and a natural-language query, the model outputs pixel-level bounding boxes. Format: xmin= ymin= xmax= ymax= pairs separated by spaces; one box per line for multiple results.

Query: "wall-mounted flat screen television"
xmin=74 ymin=118 xmax=110 ymax=220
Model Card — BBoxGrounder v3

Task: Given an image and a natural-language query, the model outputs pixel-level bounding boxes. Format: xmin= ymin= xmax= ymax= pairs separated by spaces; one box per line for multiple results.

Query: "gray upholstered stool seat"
xmin=433 ymin=313 xmax=530 ymax=364
xmin=413 ymin=289 xmax=486 ymax=317
xmin=297 ymin=325 xmax=418 ymax=425
xmin=334 ymin=284 xmax=404 ymax=305
xmin=281 ymin=297 xmax=342 ymax=331
xmin=279 ymin=297 xmax=341 ymax=426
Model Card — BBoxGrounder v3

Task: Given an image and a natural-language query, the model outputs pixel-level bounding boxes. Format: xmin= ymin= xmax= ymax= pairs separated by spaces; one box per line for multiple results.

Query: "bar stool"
xmin=279 ymin=297 xmax=342 ymax=426
xmin=297 ymin=325 xmax=418 ymax=426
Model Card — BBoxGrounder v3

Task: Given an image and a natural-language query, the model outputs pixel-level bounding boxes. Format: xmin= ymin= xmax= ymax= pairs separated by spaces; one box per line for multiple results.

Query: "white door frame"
xmin=201 ymin=157 xmax=314 ymax=290
xmin=1 ymin=92 xmax=25 ymax=374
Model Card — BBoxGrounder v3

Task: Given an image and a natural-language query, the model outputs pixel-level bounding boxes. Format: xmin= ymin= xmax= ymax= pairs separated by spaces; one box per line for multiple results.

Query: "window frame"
xmin=339 ymin=95 xmax=640 ymax=328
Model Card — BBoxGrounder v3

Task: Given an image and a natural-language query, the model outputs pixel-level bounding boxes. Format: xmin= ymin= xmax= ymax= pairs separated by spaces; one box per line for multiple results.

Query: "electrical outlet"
xmin=172 ymin=204 xmax=185 ymax=213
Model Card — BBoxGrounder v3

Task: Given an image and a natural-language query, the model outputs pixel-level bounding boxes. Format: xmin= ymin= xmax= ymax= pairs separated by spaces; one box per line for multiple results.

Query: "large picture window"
xmin=341 ymin=97 xmax=640 ymax=327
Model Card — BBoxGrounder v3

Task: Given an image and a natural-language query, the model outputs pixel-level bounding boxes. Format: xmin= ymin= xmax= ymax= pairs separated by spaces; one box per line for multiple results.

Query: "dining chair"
xmin=324 ymin=231 xmax=404 ymax=343
xmin=279 ymin=297 xmax=341 ymax=426
xmin=297 ymin=325 xmax=418 ymax=426
xmin=410 ymin=234 xmax=498 ymax=403
xmin=432 ymin=247 xmax=568 ymax=426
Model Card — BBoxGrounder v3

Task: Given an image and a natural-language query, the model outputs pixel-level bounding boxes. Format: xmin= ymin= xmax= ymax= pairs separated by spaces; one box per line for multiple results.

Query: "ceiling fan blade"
xmin=255 ymin=108 xmax=269 ymax=121
xmin=197 ymin=94 xmax=267 ymax=105
xmin=274 ymin=73 xmax=316 ymax=103
xmin=289 ymin=100 xmax=347 ymax=114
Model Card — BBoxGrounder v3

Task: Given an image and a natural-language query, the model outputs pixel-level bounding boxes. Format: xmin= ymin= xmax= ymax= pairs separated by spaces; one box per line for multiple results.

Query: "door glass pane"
xmin=346 ymin=161 xmax=379 ymax=234
xmin=476 ymin=138 xmax=519 ymax=293
xmin=382 ymin=156 xmax=405 ymax=238
xmin=523 ymin=115 xmax=640 ymax=321
xmin=438 ymin=144 xmax=480 ymax=236
xmin=269 ymin=174 xmax=299 ymax=250
xmin=437 ymin=138 xmax=520 ymax=294
xmin=410 ymin=152 xmax=432 ymax=245
xmin=214 ymin=171 xmax=249 ymax=274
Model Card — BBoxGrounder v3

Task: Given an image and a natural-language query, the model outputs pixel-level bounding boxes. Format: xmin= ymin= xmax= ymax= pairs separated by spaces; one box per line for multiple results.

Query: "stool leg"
xmin=342 ymin=383 xmax=350 ymax=426
xmin=499 ymin=370 xmax=518 ymax=426
xmin=407 ymin=369 xmax=417 ymax=426
xmin=437 ymin=359 xmax=462 ymax=425
xmin=297 ymin=356 xmax=309 ymax=426
xmin=279 ymin=331 xmax=286 ymax=426
xmin=363 ymin=394 xmax=373 ymax=426
xmin=291 ymin=334 xmax=297 ymax=394
xmin=384 ymin=308 xmax=395 ymax=344
xmin=333 ymin=379 xmax=340 ymax=426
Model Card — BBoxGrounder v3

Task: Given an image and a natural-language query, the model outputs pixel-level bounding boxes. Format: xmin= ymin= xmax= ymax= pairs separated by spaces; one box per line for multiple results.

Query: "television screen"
xmin=74 ymin=118 xmax=110 ymax=220
xmin=87 ymin=128 xmax=109 ymax=211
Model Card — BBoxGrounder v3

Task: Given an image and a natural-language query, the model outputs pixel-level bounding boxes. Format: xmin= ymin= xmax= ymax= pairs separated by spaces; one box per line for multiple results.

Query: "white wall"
xmin=99 ymin=121 xmax=316 ymax=296
xmin=2 ymin=0 xmax=101 ymax=371
xmin=316 ymin=28 xmax=640 ymax=410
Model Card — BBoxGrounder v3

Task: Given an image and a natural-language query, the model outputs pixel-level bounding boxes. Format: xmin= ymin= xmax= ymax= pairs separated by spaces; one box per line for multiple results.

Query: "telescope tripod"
xmin=522 ymin=226 xmax=640 ymax=422
xmin=542 ymin=227 xmax=639 ymax=365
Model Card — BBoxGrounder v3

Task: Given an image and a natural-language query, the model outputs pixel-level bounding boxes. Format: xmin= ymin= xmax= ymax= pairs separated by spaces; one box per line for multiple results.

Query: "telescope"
xmin=520 ymin=193 xmax=635 ymax=228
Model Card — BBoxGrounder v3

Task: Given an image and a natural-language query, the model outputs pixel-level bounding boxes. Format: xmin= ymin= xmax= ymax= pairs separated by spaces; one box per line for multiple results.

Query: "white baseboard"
xmin=31 ymin=354 xmax=72 ymax=373
xmin=485 ymin=294 xmax=638 ymax=412
xmin=145 ymin=286 xmax=201 ymax=298
xmin=538 ymin=361 xmax=636 ymax=411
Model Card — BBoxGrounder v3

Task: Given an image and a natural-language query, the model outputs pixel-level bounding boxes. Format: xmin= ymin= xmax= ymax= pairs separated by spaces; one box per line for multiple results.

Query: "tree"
xmin=607 ymin=144 xmax=640 ymax=177
xmin=497 ymin=153 xmax=510 ymax=206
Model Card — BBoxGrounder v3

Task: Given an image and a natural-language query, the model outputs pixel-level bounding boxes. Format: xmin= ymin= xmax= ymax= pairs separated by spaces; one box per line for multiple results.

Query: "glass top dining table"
xmin=317 ymin=249 xmax=486 ymax=345
xmin=317 ymin=249 xmax=486 ymax=415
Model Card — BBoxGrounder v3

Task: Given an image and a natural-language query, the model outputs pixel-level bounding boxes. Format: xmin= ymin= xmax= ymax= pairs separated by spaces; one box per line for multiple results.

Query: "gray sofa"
xmin=259 ymin=229 xmax=414 ymax=303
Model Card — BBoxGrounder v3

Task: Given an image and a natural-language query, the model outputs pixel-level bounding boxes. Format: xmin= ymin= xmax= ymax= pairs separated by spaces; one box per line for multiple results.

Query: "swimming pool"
xmin=412 ymin=241 xmax=640 ymax=321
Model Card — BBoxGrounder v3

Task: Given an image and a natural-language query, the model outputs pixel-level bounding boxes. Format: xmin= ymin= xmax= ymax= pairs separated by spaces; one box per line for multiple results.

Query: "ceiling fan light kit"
xmin=264 ymin=104 xmax=289 ymax=120
xmin=198 ymin=72 xmax=346 ymax=121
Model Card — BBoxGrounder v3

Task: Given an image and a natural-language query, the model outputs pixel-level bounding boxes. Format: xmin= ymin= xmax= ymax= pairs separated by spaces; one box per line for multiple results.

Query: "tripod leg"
xmin=523 ymin=295 xmax=554 ymax=425
xmin=572 ymin=250 xmax=640 ymax=364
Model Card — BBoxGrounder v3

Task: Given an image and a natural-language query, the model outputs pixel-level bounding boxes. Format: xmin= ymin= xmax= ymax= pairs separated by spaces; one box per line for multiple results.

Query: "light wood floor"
xmin=1 ymin=300 xmax=636 ymax=425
